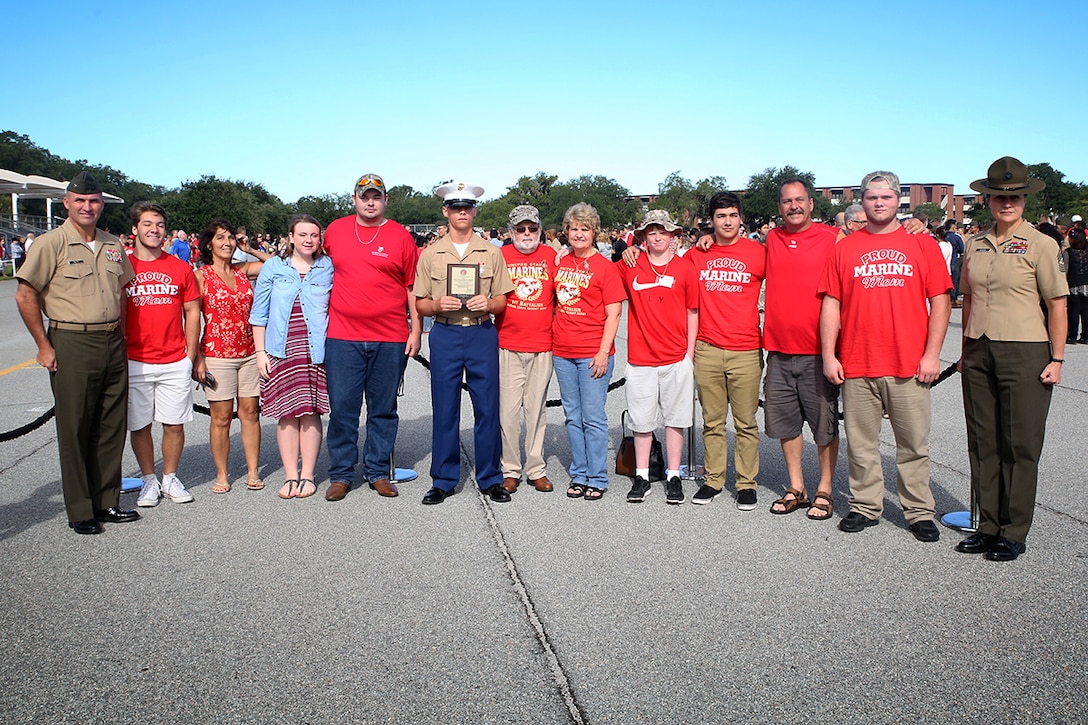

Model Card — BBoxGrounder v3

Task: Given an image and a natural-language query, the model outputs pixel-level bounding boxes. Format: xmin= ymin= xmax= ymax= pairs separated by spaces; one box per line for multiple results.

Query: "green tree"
xmin=293 ymin=193 xmax=353 ymax=228
xmin=386 ymin=184 xmax=443 ymax=226
xmin=651 ymin=172 xmax=731 ymax=227
xmin=161 ymin=176 xmax=290 ymax=236
xmin=742 ymin=166 xmax=833 ymax=227
xmin=475 ymin=173 xmax=560 ymax=229
xmin=550 ymin=174 xmax=638 ymax=229
xmin=651 ymin=171 xmax=697 ymax=223
xmin=912 ymin=202 xmax=946 ymax=225
xmin=967 ymin=200 xmax=993 ymax=229
xmin=1025 ymin=163 xmax=1083 ymax=222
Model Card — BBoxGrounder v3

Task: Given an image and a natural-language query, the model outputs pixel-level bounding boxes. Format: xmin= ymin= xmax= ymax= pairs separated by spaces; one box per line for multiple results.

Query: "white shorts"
xmin=128 ymin=357 xmax=195 ymax=430
xmin=624 ymin=358 xmax=695 ymax=432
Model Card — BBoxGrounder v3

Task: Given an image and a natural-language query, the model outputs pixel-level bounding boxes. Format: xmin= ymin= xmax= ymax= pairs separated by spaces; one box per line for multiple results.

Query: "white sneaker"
xmin=136 ymin=476 xmax=161 ymax=507
xmin=162 ymin=474 xmax=194 ymax=504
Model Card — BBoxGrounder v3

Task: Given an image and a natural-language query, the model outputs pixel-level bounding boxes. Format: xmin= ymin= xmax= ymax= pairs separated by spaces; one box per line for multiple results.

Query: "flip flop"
xmin=246 ymin=479 xmax=265 ymax=491
xmin=212 ymin=481 xmax=231 ymax=494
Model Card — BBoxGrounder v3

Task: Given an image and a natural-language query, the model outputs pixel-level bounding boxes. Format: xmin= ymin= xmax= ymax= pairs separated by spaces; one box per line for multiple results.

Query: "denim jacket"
xmin=249 ymin=255 xmax=333 ymax=363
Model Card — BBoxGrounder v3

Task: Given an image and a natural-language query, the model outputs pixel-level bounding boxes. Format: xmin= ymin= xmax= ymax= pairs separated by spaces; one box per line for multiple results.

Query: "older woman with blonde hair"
xmin=552 ymin=203 xmax=626 ymax=500
xmin=956 ymin=157 xmax=1068 ymax=561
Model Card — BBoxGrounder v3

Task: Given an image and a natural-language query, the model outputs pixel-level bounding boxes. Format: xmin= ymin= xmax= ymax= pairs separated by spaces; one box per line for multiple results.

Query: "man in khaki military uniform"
xmin=15 ymin=171 xmax=139 ymax=535
xmin=413 ymin=181 xmax=515 ymax=505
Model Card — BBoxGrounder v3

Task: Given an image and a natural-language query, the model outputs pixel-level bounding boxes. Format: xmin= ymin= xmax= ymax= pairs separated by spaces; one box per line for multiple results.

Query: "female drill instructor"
xmin=956 ymin=156 xmax=1068 ymax=562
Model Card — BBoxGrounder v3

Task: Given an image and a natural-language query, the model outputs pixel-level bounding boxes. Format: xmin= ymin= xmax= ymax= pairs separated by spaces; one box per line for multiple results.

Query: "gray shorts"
xmin=763 ymin=352 xmax=839 ymax=445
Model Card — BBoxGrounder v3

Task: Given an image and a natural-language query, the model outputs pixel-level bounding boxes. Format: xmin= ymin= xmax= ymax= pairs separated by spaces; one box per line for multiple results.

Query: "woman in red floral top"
xmin=193 ymin=218 xmax=270 ymax=493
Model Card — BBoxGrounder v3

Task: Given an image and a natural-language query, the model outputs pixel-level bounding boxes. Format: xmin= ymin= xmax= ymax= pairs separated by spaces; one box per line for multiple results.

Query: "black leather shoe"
xmin=69 ymin=519 xmax=104 ymax=535
xmin=93 ymin=507 xmax=141 ymax=523
xmin=955 ymin=532 xmax=998 ymax=554
xmin=422 ymin=487 xmax=450 ymax=505
xmin=838 ymin=511 xmax=879 ymax=533
xmin=908 ymin=520 xmax=940 ymax=542
xmin=984 ymin=537 xmax=1026 ymax=562
xmin=484 ymin=484 xmax=511 ymax=503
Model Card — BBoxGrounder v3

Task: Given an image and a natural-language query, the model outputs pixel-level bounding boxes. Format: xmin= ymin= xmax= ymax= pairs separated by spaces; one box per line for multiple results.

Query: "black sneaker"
xmin=736 ymin=488 xmax=757 ymax=511
xmin=626 ymin=476 xmax=651 ymax=503
xmin=665 ymin=476 xmax=685 ymax=505
xmin=692 ymin=484 xmax=721 ymax=505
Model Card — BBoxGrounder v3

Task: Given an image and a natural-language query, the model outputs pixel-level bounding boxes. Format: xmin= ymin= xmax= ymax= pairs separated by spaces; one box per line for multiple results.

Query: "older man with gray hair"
xmin=496 ymin=205 xmax=558 ymax=493
xmin=842 ymin=203 xmax=866 ymax=236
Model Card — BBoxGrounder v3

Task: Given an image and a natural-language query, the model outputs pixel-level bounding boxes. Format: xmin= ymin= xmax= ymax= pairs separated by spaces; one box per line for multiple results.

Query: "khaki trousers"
xmin=842 ymin=376 xmax=935 ymax=523
xmin=499 ymin=349 xmax=553 ymax=480
xmin=693 ymin=343 xmax=762 ymax=491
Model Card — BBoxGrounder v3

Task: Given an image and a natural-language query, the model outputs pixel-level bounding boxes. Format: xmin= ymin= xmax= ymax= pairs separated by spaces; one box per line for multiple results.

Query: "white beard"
xmin=513 ymin=237 xmax=541 ymax=254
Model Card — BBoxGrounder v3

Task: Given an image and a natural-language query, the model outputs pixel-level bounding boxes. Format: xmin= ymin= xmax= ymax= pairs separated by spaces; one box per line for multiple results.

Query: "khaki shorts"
xmin=763 ymin=352 xmax=839 ymax=444
xmin=624 ymin=358 xmax=695 ymax=431
xmin=203 ymin=354 xmax=260 ymax=401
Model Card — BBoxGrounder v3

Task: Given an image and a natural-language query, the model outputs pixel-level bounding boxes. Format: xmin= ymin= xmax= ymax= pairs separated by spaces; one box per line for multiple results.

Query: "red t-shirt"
xmin=686 ymin=238 xmax=766 ymax=351
xmin=495 ymin=245 xmax=557 ymax=353
xmin=819 ymin=226 xmax=953 ymax=379
xmin=324 ymin=216 xmax=418 ymax=342
xmin=552 ymin=252 xmax=627 ymax=359
xmin=617 ymin=253 xmax=699 ymax=366
xmin=124 ymin=253 xmax=199 ymax=364
xmin=764 ymin=223 xmax=838 ymax=355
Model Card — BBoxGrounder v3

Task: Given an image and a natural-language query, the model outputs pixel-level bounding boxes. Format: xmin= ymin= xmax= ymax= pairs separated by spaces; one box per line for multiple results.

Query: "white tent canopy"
xmin=1 ymin=168 xmax=124 ymax=230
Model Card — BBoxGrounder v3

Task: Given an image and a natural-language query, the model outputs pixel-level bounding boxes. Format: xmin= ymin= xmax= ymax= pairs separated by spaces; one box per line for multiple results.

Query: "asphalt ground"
xmin=1 ymin=276 xmax=1086 ymax=724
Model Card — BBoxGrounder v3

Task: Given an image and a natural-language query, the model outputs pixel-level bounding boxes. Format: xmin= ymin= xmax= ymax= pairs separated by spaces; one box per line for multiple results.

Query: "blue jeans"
xmin=325 ymin=338 xmax=408 ymax=485
xmin=553 ymin=355 xmax=614 ymax=490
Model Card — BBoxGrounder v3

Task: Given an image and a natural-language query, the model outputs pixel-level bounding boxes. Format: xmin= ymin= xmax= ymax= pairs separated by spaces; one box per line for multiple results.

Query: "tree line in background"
xmin=3 ymin=131 xmax=1087 ymax=236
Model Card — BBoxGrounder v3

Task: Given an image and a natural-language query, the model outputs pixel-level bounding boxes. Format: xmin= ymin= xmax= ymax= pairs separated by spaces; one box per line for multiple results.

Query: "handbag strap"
xmin=621 ymin=409 xmax=629 ymax=437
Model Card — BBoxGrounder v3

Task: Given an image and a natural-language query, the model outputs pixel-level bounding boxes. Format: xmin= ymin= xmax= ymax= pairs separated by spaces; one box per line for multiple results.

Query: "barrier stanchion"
xmin=940 ymin=487 xmax=979 ymax=532
xmin=679 ymin=390 xmax=705 ymax=481
xmin=390 ymin=370 xmax=418 ymax=484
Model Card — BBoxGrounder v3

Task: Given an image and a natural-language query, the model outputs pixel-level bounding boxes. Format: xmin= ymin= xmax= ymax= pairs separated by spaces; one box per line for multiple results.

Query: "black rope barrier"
xmin=0 ymin=407 xmax=55 ymax=442
xmin=0 ymin=360 xmax=965 ymax=442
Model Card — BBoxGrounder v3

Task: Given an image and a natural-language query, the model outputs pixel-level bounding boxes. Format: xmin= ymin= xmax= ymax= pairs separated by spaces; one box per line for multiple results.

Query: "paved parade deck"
xmin=1 ymin=278 xmax=1085 ymax=724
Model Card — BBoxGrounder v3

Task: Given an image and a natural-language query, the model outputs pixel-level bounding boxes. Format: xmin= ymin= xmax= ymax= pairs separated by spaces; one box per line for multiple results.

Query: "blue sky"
xmin=7 ymin=1 xmax=1085 ymax=203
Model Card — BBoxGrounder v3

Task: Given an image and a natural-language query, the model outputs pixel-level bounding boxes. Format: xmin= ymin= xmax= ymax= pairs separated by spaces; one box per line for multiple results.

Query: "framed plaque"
xmin=447 ymin=264 xmax=480 ymax=301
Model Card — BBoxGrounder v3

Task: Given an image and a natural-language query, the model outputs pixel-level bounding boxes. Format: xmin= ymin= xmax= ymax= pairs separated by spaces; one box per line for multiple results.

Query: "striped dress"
xmin=259 ymin=294 xmax=329 ymax=419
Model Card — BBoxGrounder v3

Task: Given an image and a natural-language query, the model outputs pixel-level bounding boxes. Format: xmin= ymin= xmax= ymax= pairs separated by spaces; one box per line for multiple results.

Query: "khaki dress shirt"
xmin=16 ymin=219 xmax=135 ymax=323
xmin=960 ymin=221 xmax=1068 ymax=342
xmin=414 ymin=234 xmax=514 ymax=323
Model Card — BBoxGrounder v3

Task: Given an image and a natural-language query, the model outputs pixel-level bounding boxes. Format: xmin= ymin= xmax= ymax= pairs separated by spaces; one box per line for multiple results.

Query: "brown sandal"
xmin=807 ymin=491 xmax=833 ymax=520
xmin=770 ymin=487 xmax=809 ymax=515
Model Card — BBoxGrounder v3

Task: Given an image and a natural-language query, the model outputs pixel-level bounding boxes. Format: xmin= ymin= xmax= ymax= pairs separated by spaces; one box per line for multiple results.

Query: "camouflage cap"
xmin=509 ymin=205 xmax=541 ymax=226
xmin=635 ymin=209 xmax=682 ymax=235
xmin=67 ymin=171 xmax=103 ymax=195
xmin=860 ymin=170 xmax=901 ymax=196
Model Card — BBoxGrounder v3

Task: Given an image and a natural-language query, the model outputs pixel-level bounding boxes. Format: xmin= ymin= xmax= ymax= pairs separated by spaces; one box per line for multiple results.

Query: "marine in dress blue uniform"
xmin=413 ymin=182 xmax=515 ymax=505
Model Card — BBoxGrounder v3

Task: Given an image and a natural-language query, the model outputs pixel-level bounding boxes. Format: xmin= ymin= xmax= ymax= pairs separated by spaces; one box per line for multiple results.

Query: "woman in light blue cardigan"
xmin=250 ymin=215 xmax=334 ymax=499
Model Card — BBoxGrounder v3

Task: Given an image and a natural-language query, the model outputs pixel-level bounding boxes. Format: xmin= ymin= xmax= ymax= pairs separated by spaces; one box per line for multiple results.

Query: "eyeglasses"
xmin=515 ymin=225 xmax=540 ymax=234
xmin=846 ymin=219 xmax=866 ymax=226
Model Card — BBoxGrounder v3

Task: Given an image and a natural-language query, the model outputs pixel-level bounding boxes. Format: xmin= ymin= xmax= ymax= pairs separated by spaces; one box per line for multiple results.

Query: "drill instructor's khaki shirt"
xmin=960 ymin=220 xmax=1068 ymax=342
xmin=16 ymin=218 xmax=135 ymax=324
